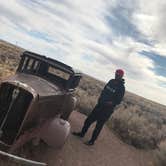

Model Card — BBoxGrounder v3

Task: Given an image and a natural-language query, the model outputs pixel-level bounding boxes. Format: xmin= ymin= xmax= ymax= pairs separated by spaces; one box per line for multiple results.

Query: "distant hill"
xmin=0 ymin=40 xmax=24 ymax=78
xmin=0 ymin=39 xmax=24 ymax=62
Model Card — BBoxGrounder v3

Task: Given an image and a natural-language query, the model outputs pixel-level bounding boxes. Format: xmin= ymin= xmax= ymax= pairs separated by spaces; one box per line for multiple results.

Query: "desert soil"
xmin=29 ymin=111 xmax=153 ymax=166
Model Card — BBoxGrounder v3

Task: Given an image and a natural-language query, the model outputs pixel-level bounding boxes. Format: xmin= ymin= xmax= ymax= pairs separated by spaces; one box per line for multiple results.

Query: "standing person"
xmin=72 ymin=69 xmax=125 ymax=145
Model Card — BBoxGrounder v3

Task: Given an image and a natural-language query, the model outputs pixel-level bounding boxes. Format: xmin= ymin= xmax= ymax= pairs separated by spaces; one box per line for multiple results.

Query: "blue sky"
xmin=0 ymin=0 xmax=166 ymax=105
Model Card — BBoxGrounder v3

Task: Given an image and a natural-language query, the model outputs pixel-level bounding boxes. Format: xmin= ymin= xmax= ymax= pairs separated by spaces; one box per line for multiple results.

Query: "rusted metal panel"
xmin=5 ymin=74 xmax=65 ymax=97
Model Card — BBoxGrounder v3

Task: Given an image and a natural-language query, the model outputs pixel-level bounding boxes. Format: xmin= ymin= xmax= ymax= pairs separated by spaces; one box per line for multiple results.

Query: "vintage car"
xmin=0 ymin=51 xmax=82 ymax=165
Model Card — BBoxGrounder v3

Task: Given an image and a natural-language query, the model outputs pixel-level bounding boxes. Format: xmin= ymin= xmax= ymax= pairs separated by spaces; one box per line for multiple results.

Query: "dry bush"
xmin=75 ymin=88 xmax=97 ymax=115
xmin=74 ymin=74 xmax=104 ymax=115
xmin=0 ymin=40 xmax=23 ymax=79
xmin=0 ymin=40 xmax=24 ymax=58
xmin=0 ymin=64 xmax=15 ymax=79
xmin=153 ymin=141 xmax=166 ymax=166
xmin=109 ymin=103 xmax=166 ymax=149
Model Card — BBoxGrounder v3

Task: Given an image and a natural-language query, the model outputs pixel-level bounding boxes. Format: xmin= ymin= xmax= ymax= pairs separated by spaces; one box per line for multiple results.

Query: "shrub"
xmin=154 ymin=141 xmax=166 ymax=166
xmin=110 ymin=105 xmax=166 ymax=149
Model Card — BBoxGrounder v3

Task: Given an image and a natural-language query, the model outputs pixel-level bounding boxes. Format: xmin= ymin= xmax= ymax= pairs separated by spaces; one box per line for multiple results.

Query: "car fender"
xmin=10 ymin=118 xmax=70 ymax=153
xmin=61 ymin=96 xmax=77 ymax=120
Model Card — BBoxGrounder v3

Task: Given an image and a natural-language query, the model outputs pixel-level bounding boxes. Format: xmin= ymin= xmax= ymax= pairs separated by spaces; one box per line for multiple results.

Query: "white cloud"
xmin=0 ymin=0 xmax=165 ymax=105
xmin=133 ymin=0 xmax=166 ymax=55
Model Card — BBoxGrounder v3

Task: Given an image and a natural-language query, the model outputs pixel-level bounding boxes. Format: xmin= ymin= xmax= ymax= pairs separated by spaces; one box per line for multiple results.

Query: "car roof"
xmin=22 ymin=51 xmax=82 ymax=76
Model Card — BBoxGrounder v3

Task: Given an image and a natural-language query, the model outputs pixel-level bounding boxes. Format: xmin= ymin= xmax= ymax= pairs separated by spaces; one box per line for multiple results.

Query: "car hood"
xmin=4 ymin=73 xmax=65 ymax=97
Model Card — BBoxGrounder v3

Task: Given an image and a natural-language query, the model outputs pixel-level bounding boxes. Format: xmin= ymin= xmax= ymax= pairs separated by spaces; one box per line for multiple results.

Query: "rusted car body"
xmin=0 ymin=51 xmax=81 ymax=163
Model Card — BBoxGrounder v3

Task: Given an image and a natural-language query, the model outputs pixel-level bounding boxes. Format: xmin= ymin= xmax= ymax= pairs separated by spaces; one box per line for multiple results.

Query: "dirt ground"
xmin=28 ymin=111 xmax=153 ymax=166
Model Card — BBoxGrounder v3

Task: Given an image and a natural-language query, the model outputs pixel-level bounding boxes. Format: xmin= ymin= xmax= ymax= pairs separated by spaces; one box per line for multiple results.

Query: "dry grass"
xmin=153 ymin=141 xmax=166 ymax=166
xmin=0 ymin=40 xmax=166 ymax=165
xmin=75 ymin=75 xmax=104 ymax=115
xmin=0 ymin=40 xmax=23 ymax=80
xmin=109 ymin=104 xmax=166 ymax=149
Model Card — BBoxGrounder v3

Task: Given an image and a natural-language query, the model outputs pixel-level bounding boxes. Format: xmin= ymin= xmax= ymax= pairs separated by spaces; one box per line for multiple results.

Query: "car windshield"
xmin=48 ymin=66 xmax=69 ymax=80
xmin=20 ymin=56 xmax=70 ymax=87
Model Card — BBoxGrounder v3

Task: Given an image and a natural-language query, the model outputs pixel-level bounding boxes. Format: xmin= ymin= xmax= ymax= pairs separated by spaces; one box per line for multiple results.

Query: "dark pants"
xmin=80 ymin=103 xmax=114 ymax=143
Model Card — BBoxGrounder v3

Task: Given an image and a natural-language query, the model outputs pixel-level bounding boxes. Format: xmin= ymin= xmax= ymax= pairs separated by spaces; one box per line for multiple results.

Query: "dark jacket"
xmin=98 ymin=79 xmax=125 ymax=107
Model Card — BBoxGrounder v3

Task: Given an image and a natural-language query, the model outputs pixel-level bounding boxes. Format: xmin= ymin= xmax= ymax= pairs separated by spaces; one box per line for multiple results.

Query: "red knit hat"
xmin=115 ymin=69 xmax=124 ymax=77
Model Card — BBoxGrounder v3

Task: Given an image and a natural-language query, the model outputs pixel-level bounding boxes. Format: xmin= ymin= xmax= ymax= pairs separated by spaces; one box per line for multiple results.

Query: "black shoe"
xmin=72 ymin=132 xmax=84 ymax=138
xmin=84 ymin=140 xmax=94 ymax=146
